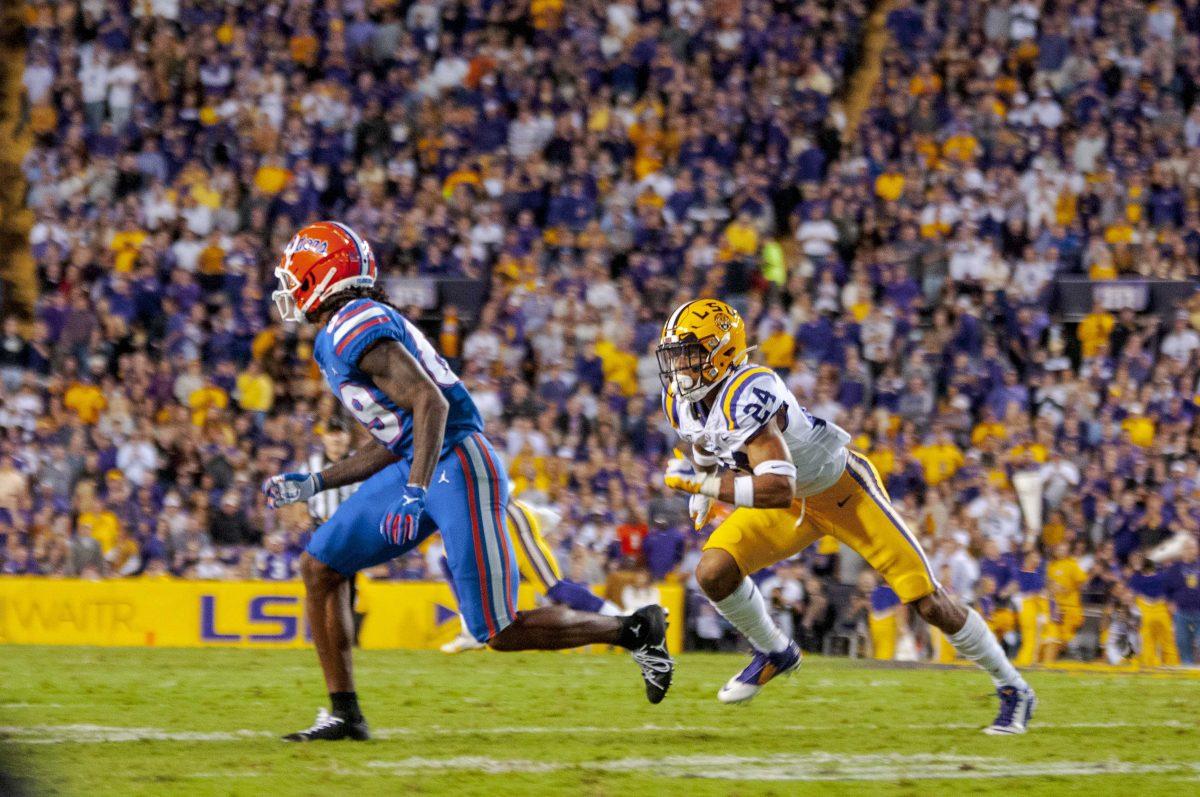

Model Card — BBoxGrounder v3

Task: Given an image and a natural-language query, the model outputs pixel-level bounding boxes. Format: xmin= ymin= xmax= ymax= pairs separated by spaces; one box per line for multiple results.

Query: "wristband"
xmin=692 ymin=445 xmax=719 ymax=469
xmin=312 ymin=472 xmax=325 ymax=492
xmin=733 ymin=475 xmax=755 ymax=507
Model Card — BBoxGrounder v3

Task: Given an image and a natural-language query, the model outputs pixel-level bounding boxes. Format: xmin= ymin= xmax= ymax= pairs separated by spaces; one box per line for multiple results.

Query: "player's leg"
xmin=442 ymin=497 xmax=620 ymax=653
xmin=442 ymin=497 xmax=613 ymax=652
xmin=438 ymin=554 xmax=487 ymax=653
xmin=698 ymin=505 xmax=815 ymax=703
xmin=299 ymin=553 xmax=354 ymax=694
xmin=433 ymin=434 xmax=673 ymax=702
xmin=820 ymin=453 xmax=1034 ymax=733
xmin=508 ymin=500 xmax=622 ymax=616
xmin=284 ymin=463 xmax=422 ymax=741
xmin=286 ymin=558 xmax=367 ymax=742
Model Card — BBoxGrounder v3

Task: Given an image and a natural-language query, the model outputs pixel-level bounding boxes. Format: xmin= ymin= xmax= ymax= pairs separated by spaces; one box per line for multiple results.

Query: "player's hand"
xmin=688 ymin=492 xmax=717 ymax=530
xmin=664 ymin=457 xmax=708 ymax=494
xmin=380 ymin=484 xmax=426 ymax=545
xmin=262 ymin=472 xmax=324 ymax=508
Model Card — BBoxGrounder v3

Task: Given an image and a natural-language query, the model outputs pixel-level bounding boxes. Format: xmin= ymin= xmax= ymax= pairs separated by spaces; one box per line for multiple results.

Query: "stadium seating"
xmin=3 ymin=0 xmax=1199 ymax=666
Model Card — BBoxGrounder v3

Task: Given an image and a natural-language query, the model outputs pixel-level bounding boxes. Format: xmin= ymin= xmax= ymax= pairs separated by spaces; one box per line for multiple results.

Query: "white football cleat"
xmin=982 ymin=685 xmax=1037 ymax=734
xmin=440 ymin=631 xmax=486 ymax=654
xmin=718 ymin=641 xmax=802 ymax=704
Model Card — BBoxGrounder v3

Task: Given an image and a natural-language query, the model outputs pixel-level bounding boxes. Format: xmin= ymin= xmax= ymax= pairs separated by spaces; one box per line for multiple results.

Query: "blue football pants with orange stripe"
xmin=307 ymin=432 xmax=518 ymax=642
xmin=442 ymin=500 xmax=609 ymax=618
xmin=703 ymin=450 xmax=938 ymax=603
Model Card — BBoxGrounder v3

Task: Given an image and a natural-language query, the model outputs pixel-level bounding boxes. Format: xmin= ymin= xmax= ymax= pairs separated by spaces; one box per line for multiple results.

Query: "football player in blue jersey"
xmin=263 ymin=222 xmax=673 ymax=741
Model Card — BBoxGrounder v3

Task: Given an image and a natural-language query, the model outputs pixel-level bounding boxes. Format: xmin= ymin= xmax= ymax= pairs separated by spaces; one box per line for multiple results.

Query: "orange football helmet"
xmin=274 ymin=221 xmax=377 ymax=322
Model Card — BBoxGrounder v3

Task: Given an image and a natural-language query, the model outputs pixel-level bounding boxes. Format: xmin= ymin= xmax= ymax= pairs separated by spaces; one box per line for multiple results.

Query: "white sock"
xmin=713 ymin=577 xmax=790 ymax=654
xmin=599 ymin=600 xmax=623 ymax=617
xmin=948 ymin=608 xmax=1028 ymax=690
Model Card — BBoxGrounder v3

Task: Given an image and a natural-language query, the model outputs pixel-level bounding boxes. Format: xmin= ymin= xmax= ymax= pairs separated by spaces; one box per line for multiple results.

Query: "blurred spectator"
xmin=1165 ymin=538 xmax=1200 ymax=664
xmin=2 ymin=0 xmax=1197 ymax=665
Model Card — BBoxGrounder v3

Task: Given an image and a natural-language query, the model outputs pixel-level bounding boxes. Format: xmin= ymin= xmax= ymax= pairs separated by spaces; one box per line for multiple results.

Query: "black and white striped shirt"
xmin=307 ymin=452 xmax=361 ymax=523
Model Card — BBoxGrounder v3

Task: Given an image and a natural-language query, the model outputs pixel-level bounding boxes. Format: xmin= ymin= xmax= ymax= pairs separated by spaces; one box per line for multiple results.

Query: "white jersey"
xmin=663 ymin=364 xmax=850 ymax=498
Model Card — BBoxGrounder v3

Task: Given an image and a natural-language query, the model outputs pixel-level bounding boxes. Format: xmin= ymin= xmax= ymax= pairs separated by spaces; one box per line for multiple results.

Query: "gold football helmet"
xmin=657 ymin=298 xmax=749 ymax=401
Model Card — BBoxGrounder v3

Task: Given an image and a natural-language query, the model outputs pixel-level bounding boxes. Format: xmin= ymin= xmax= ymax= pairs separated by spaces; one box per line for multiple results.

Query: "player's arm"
xmin=265 ymin=447 xmax=402 ymax=509
xmin=665 ymin=414 xmax=796 ymax=509
xmin=357 ymin=339 xmax=448 ymax=490
xmin=317 ymin=439 xmax=402 ymax=490
xmin=705 ymin=417 xmax=796 ymax=508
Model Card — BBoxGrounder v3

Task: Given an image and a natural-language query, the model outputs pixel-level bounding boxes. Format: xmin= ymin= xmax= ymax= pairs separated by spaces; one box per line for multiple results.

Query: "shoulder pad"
xmin=324 ymin=299 xmax=402 ymax=364
xmin=717 ymin=366 xmax=783 ymax=433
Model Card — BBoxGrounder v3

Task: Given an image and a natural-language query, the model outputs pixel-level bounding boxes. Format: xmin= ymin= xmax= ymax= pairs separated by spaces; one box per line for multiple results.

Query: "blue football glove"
xmin=380 ymin=484 xmax=427 ymax=545
xmin=262 ymin=472 xmax=324 ymax=509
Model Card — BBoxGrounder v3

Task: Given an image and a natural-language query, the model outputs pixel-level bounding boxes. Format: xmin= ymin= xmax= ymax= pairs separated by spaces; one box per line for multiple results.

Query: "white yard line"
xmin=0 ymin=724 xmax=274 ymax=744
xmin=356 ymin=752 xmax=1200 ymax=782
xmin=0 ymin=720 xmax=1194 ymax=745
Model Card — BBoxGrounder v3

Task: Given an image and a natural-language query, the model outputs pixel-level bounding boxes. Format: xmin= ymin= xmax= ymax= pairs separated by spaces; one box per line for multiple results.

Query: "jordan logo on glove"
xmin=380 ymin=484 xmax=427 ymax=545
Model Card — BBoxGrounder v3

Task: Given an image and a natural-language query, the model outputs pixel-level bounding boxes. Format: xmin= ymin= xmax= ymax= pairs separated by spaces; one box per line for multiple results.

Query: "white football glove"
xmin=664 ymin=457 xmax=705 ymax=494
xmin=664 ymin=456 xmax=721 ymax=498
xmin=262 ymin=472 xmax=324 ymax=508
xmin=688 ymin=493 xmax=717 ymax=531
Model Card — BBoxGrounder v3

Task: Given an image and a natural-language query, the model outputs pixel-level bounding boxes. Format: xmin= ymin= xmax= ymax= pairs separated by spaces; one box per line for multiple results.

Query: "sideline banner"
xmin=0 ymin=578 xmax=685 ymax=652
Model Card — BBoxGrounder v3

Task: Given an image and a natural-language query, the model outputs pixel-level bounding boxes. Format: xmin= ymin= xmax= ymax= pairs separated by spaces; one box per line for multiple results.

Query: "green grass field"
xmin=0 ymin=647 xmax=1197 ymax=796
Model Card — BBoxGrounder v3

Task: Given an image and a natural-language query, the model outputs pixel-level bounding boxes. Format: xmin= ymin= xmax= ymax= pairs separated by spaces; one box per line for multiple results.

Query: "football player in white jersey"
xmin=658 ymin=298 xmax=1035 ymax=734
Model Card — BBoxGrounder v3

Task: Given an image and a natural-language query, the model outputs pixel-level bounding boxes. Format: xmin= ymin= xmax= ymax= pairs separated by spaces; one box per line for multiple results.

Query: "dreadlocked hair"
xmin=307 ymin=285 xmax=403 ymax=324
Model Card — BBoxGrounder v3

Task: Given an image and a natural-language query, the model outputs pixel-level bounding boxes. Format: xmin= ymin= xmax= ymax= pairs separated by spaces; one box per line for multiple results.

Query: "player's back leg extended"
xmin=806 ymin=452 xmax=1036 ymax=734
xmin=695 ymin=503 xmax=817 ymax=703
xmin=429 ymin=433 xmax=675 ymax=702
xmin=507 ymin=499 xmax=622 ymax=615
xmin=442 ymin=499 xmax=624 ymax=652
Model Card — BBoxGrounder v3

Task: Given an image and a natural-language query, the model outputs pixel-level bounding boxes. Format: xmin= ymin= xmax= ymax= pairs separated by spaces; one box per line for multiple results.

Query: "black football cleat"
xmin=625 ymin=605 xmax=675 ymax=704
xmin=282 ymin=708 xmax=371 ymax=742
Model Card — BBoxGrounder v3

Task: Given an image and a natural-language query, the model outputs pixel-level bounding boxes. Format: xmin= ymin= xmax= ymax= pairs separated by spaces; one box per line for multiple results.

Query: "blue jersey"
xmin=313 ymin=298 xmax=483 ymax=461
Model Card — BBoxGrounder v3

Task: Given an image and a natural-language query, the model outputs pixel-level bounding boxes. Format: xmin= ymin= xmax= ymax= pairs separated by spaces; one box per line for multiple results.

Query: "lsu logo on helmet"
xmin=657 ymin=298 xmax=749 ymax=401
xmin=274 ymin=221 xmax=377 ymax=322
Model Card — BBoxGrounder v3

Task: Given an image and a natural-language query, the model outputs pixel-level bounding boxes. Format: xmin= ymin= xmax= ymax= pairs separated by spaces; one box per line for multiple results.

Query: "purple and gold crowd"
xmin=1 ymin=0 xmax=1198 ymax=663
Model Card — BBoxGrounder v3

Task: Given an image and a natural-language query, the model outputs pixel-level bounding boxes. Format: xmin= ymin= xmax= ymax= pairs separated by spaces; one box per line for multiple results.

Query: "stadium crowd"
xmin=3 ymin=0 xmax=1199 ymax=665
